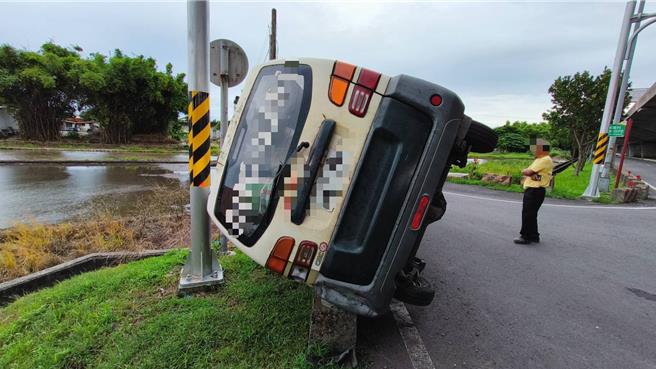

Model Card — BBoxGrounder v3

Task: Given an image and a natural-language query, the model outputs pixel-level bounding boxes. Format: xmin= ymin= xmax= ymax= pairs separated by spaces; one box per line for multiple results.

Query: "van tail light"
xmin=349 ymin=68 xmax=380 ymax=117
xmin=329 ymin=77 xmax=349 ymax=106
xmin=356 ymin=68 xmax=381 ymax=90
xmin=294 ymin=241 xmax=317 ymax=267
xmin=266 ymin=236 xmax=295 ymax=274
xmin=410 ymin=195 xmax=430 ymax=231
xmin=329 ymin=61 xmax=356 ymax=106
xmin=290 ymin=241 xmax=317 ymax=281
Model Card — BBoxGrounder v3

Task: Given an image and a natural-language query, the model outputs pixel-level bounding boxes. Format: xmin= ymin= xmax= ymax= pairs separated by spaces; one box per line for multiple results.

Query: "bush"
xmin=497 ymin=132 xmax=527 ymax=152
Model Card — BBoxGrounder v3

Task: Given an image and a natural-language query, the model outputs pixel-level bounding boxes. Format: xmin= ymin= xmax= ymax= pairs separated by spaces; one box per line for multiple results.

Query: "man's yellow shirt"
xmin=523 ymin=155 xmax=554 ymax=189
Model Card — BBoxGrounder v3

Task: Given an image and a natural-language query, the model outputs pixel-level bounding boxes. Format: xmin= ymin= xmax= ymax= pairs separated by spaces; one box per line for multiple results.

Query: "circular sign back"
xmin=210 ymin=39 xmax=248 ymax=88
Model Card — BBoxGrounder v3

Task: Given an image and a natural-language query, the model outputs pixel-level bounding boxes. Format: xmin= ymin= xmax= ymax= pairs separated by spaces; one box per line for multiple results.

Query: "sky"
xmin=1 ymin=0 xmax=655 ymax=127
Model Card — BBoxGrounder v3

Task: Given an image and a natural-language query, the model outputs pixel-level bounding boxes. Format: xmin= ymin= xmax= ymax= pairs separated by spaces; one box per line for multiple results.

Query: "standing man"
xmin=514 ymin=138 xmax=553 ymax=245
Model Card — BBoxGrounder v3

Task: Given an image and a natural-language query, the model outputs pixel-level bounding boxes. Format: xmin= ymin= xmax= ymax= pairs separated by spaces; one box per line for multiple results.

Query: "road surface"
xmin=359 ymin=183 xmax=656 ymax=369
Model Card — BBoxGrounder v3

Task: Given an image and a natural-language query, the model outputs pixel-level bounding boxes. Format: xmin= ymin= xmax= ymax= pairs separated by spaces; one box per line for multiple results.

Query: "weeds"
xmin=0 ymin=184 xmax=194 ymax=283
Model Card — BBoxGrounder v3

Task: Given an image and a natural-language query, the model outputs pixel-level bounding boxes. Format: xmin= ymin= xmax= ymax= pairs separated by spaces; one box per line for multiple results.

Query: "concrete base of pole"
xmin=599 ymin=176 xmax=611 ymax=193
xmin=583 ymin=165 xmax=602 ymax=199
xmin=177 ymin=250 xmax=224 ymax=295
xmin=308 ymin=295 xmax=357 ymax=367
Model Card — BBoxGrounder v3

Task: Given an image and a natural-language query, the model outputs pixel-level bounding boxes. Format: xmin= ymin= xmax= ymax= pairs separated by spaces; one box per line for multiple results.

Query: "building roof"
xmin=626 ymin=82 xmax=656 ymax=143
xmin=63 ymin=117 xmax=97 ymax=125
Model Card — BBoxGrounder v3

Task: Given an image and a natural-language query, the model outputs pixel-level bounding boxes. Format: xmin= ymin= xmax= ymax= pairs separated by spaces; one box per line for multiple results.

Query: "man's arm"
xmin=522 ymin=168 xmax=536 ymax=176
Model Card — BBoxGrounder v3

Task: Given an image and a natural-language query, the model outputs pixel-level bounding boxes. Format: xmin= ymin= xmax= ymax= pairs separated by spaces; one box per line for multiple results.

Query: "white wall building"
xmin=0 ymin=106 xmax=18 ymax=131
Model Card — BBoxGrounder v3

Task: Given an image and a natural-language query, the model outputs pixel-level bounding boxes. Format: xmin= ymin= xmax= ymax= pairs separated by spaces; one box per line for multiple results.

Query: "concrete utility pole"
xmin=582 ymin=0 xmax=656 ymax=198
xmin=599 ymin=0 xmax=647 ymax=191
xmin=270 ymin=8 xmax=277 ymax=60
xmin=178 ymin=0 xmax=223 ymax=293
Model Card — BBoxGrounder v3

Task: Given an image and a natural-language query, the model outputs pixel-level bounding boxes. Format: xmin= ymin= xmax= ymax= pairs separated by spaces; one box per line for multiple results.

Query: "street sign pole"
xmin=209 ymin=39 xmax=248 ymax=254
xmin=178 ymin=0 xmax=223 ymax=294
xmin=615 ymin=118 xmax=634 ymax=188
xmin=583 ymin=0 xmax=636 ymax=198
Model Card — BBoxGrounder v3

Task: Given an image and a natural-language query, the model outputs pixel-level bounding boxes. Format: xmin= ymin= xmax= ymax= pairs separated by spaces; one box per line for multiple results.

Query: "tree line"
xmin=0 ymin=42 xmax=187 ymax=144
xmin=496 ymin=68 xmax=629 ymax=175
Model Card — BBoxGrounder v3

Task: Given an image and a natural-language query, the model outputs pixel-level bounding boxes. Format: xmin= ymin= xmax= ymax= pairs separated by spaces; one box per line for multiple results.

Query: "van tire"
xmin=466 ymin=120 xmax=498 ymax=153
xmin=394 ymin=274 xmax=435 ymax=306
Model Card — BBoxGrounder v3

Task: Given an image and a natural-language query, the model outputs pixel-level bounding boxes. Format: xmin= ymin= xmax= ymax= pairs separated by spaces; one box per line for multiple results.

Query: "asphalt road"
xmin=359 ymin=183 xmax=656 ymax=369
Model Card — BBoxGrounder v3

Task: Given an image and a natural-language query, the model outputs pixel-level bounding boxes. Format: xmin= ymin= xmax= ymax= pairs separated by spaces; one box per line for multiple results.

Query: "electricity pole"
xmin=599 ymin=0 xmax=646 ymax=191
xmin=270 ymin=8 xmax=277 ymax=60
xmin=583 ymin=0 xmax=656 ymax=198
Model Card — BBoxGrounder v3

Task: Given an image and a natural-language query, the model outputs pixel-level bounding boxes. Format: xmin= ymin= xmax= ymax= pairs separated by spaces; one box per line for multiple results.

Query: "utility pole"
xmin=599 ymin=0 xmax=646 ymax=190
xmin=270 ymin=8 xmax=277 ymax=60
xmin=584 ymin=0 xmax=656 ymax=198
xmin=178 ymin=0 xmax=223 ymax=293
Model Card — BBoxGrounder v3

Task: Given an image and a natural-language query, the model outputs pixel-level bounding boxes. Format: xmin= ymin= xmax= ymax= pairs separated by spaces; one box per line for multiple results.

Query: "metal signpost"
xmin=584 ymin=0 xmax=655 ymax=197
xmin=209 ymin=39 xmax=248 ymax=253
xmin=178 ymin=0 xmax=223 ymax=293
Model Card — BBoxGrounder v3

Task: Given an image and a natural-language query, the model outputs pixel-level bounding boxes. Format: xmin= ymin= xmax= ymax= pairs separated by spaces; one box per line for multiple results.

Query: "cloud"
xmin=1 ymin=0 xmax=654 ymax=126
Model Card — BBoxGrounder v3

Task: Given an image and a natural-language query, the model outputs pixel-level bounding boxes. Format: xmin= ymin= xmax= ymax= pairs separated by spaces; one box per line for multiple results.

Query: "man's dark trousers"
xmin=521 ymin=187 xmax=546 ymax=240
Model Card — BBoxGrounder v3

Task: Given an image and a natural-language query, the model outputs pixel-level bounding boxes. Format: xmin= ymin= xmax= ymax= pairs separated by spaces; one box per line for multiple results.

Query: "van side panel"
xmin=321 ymin=97 xmax=432 ymax=285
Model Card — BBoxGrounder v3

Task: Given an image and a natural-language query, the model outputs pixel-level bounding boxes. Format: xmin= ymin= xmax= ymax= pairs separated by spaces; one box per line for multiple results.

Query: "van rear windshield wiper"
xmin=291 ymin=119 xmax=336 ymax=225
xmin=262 ymin=139 xmax=312 ymax=224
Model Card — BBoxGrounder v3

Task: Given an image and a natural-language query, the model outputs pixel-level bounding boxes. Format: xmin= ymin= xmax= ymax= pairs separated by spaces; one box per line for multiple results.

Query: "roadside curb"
xmin=0 ymin=249 xmax=176 ymax=306
xmin=444 ymin=182 xmax=656 ymax=208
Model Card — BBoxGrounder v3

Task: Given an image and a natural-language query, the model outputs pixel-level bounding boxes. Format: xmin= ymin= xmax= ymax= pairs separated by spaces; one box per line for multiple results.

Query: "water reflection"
xmin=0 ymin=163 xmax=189 ymax=228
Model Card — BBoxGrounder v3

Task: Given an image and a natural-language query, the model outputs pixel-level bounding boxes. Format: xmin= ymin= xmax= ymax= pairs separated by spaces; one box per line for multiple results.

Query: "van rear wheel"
xmin=466 ymin=120 xmax=498 ymax=153
xmin=394 ymin=270 xmax=435 ymax=306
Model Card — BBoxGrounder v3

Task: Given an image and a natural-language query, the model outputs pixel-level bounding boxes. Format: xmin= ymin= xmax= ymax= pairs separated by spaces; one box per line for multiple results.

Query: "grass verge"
xmin=0 ymin=139 xmax=185 ymax=153
xmin=0 ymin=250 xmax=334 ymax=369
xmin=449 ymin=159 xmax=614 ymax=203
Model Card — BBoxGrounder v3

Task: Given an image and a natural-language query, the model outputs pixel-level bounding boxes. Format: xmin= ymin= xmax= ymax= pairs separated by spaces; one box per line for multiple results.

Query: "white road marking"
xmin=645 ymin=181 xmax=656 ymax=191
xmin=390 ymin=300 xmax=436 ymax=369
xmin=444 ymin=191 xmax=656 ymax=211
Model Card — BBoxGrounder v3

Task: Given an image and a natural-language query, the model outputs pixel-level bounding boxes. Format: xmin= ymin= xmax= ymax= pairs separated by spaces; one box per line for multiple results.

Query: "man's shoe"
xmin=513 ymin=237 xmax=533 ymax=244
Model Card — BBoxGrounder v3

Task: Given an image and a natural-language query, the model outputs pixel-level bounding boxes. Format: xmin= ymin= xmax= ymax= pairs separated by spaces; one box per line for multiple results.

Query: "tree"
xmin=0 ymin=43 xmax=82 ymax=141
xmin=76 ymin=50 xmax=187 ymax=144
xmin=494 ymin=121 xmax=552 ymax=152
xmin=542 ymin=69 xmax=628 ymax=175
xmin=497 ymin=132 xmax=527 ymax=152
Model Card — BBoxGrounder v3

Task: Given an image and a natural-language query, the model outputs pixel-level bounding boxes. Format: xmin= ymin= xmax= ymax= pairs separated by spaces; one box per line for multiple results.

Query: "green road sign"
xmin=608 ymin=124 xmax=626 ymax=137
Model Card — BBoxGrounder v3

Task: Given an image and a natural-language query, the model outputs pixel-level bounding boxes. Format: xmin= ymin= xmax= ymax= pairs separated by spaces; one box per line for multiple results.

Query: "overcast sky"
xmin=1 ymin=1 xmax=654 ymax=126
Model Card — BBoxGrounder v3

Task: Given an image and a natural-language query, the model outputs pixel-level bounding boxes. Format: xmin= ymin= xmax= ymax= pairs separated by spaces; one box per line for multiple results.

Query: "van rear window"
xmin=215 ymin=64 xmax=312 ymax=246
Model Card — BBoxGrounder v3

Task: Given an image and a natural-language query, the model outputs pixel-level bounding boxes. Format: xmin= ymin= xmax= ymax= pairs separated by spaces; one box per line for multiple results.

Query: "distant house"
xmin=61 ymin=117 xmax=100 ymax=136
xmin=0 ymin=106 xmax=18 ymax=131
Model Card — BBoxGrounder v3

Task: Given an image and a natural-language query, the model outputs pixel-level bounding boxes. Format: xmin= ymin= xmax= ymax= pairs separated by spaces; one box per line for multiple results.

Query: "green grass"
xmin=469 ymin=152 xmax=533 ymax=160
xmin=0 ymin=140 xmax=185 ymax=153
xmin=0 ymin=250 xmax=335 ymax=369
xmin=469 ymin=149 xmax=570 ymax=161
xmin=449 ymin=159 xmax=615 ymax=202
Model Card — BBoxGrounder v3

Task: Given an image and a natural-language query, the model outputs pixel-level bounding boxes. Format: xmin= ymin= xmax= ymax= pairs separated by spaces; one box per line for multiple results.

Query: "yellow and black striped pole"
xmin=178 ymin=0 xmax=222 ymax=293
xmin=189 ymin=91 xmax=211 ymax=187
xmin=592 ymin=133 xmax=609 ymax=165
